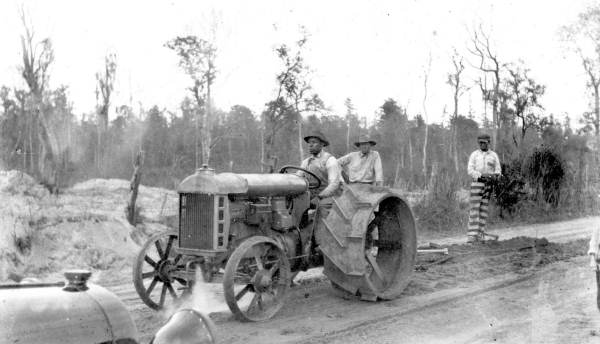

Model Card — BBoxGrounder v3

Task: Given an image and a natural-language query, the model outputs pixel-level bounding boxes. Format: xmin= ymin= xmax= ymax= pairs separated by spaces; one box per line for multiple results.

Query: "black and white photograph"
xmin=1 ymin=0 xmax=600 ymax=343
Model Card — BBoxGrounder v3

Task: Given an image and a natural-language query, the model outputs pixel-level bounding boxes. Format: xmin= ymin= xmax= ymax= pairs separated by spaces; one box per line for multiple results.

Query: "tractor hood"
xmin=177 ymin=165 xmax=309 ymax=196
xmin=178 ymin=165 xmax=248 ymax=194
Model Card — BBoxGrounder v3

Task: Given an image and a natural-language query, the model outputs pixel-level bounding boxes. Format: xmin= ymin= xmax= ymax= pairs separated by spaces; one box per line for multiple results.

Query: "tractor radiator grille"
xmin=179 ymin=193 xmax=214 ymax=250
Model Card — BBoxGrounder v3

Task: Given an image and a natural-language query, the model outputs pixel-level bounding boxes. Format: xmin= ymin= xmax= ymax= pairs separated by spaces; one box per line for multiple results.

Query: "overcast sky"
xmin=0 ymin=0 xmax=594 ymax=126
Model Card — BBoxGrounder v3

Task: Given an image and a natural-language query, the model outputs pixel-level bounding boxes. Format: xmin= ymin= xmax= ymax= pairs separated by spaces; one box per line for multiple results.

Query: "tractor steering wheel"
xmin=279 ymin=165 xmax=322 ymax=190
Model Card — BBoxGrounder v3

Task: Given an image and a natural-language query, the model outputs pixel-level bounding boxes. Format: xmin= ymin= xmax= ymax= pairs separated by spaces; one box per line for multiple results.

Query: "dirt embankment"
xmin=0 ymin=171 xmax=177 ymax=283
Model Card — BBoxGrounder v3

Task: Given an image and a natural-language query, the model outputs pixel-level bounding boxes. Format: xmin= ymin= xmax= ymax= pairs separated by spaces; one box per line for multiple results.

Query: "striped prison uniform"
xmin=466 ymin=149 xmax=501 ymax=241
xmin=468 ymin=180 xmax=492 ymax=238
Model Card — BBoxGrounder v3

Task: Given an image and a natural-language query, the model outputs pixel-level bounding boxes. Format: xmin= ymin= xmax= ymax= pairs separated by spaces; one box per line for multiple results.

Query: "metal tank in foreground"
xmin=0 ymin=270 xmax=217 ymax=344
xmin=0 ymin=270 xmax=138 ymax=344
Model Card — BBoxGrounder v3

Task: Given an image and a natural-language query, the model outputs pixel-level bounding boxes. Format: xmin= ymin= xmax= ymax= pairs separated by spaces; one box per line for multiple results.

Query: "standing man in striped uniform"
xmin=467 ymin=134 xmax=501 ymax=243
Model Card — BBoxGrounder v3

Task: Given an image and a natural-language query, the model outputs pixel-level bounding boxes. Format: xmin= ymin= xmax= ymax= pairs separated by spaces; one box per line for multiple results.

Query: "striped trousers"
xmin=467 ymin=181 xmax=492 ymax=240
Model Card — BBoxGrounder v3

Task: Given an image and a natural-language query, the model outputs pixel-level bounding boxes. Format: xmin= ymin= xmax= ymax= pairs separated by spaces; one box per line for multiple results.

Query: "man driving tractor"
xmin=296 ymin=130 xmax=342 ymax=201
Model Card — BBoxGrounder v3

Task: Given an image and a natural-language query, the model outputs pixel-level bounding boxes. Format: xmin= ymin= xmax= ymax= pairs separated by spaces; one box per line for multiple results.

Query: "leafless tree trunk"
xmin=469 ymin=26 xmax=502 ymax=149
xmin=298 ymin=118 xmax=304 ymax=161
xmin=166 ymin=35 xmax=217 ymax=167
xmin=202 ymin=50 xmax=215 ymax=165
xmin=126 ymin=151 xmax=144 ymax=225
xmin=408 ymin=134 xmax=413 ymax=177
xmin=448 ymin=49 xmax=467 ymax=174
xmin=400 ymin=144 xmax=405 ymax=168
xmin=422 ymin=54 xmax=432 ymax=187
xmin=393 ymin=160 xmax=401 ymax=187
xmin=260 ymin=127 xmax=265 ymax=172
xmin=427 ymin=161 xmax=438 ymax=191
xmin=346 ymin=121 xmax=350 ymax=152
xmin=19 ymin=10 xmax=59 ymax=190
xmin=580 ymin=50 xmax=600 ymax=135
xmin=344 ymin=97 xmax=356 ymax=153
xmin=595 ymin=83 xmax=599 ymax=135
xmin=562 ymin=7 xmax=600 ymax=136
xmin=195 ymin=98 xmax=200 ymax=169
xmin=95 ymin=53 xmax=117 ymax=175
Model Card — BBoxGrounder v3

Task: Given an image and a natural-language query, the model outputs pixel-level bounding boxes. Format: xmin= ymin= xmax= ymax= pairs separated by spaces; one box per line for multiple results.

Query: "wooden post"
xmin=127 ymin=150 xmax=145 ymax=225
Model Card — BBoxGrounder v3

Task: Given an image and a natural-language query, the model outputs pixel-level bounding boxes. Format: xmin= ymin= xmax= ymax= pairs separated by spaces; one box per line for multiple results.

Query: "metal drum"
xmin=0 ymin=270 xmax=139 ymax=344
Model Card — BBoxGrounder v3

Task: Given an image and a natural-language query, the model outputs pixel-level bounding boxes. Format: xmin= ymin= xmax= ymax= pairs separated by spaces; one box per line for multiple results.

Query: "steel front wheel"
xmin=133 ymin=231 xmax=188 ymax=310
xmin=223 ymin=236 xmax=291 ymax=321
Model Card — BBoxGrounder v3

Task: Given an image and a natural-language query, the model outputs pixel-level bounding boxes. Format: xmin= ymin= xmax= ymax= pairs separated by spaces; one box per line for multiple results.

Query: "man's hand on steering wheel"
xmin=279 ymin=165 xmax=323 ymax=190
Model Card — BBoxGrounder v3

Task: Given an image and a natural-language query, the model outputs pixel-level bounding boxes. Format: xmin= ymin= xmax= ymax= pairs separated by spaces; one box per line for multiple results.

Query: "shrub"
xmin=490 ymin=159 xmax=527 ymax=218
xmin=521 ymin=146 xmax=565 ymax=207
xmin=413 ymin=168 xmax=465 ymax=232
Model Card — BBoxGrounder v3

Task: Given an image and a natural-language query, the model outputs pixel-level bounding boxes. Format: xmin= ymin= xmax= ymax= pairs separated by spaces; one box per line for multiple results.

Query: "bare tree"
xmin=562 ymin=7 xmax=600 ymax=135
xmin=422 ymin=53 xmax=432 ymax=187
xmin=447 ymin=49 xmax=469 ymax=173
xmin=344 ymin=97 xmax=361 ymax=152
xmin=580 ymin=50 xmax=600 ymax=135
xmin=126 ymin=150 xmax=144 ymax=225
xmin=468 ymin=26 xmax=502 ymax=147
xmin=166 ymin=36 xmax=217 ymax=167
xmin=19 ymin=9 xmax=59 ymax=190
xmin=262 ymin=34 xmax=323 ymax=172
xmin=95 ymin=52 xmax=117 ymax=174
xmin=503 ymin=63 xmax=545 ymax=146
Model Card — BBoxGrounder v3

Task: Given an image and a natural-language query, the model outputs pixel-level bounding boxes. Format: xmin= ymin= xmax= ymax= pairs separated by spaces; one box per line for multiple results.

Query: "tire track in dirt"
xmin=294 ymin=273 xmax=538 ymax=343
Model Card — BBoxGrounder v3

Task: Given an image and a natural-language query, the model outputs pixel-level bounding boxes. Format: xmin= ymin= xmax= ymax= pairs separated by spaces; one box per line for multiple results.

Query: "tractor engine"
xmin=176 ymin=165 xmax=310 ymax=260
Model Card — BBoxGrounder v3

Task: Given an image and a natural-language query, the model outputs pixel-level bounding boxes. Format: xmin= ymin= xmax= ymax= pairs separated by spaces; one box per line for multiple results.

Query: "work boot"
xmin=467 ymin=230 xmax=483 ymax=244
xmin=480 ymin=231 xmax=499 ymax=242
xmin=466 ymin=235 xmax=481 ymax=244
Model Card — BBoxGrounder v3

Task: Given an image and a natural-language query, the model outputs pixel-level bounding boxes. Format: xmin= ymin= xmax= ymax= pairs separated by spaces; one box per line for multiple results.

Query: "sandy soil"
xmin=103 ymin=216 xmax=599 ymax=344
xmin=0 ymin=173 xmax=178 ymax=282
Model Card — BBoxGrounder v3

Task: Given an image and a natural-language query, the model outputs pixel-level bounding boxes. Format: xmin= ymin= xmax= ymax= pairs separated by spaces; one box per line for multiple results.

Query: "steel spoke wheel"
xmin=133 ymin=231 xmax=188 ymax=310
xmin=223 ymin=236 xmax=291 ymax=322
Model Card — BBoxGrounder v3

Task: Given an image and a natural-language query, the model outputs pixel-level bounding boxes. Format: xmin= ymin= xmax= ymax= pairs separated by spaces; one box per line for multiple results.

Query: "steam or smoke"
xmin=163 ymin=271 xmax=227 ymax=319
xmin=188 ymin=275 xmax=230 ymax=314
xmin=165 ymin=270 xmax=253 ymax=319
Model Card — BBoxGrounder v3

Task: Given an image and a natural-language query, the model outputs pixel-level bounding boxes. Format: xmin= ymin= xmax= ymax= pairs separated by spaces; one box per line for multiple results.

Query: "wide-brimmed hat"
xmin=477 ymin=133 xmax=491 ymax=142
xmin=354 ymin=135 xmax=376 ymax=147
xmin=303 ymin=130 xmax=329 ymax=147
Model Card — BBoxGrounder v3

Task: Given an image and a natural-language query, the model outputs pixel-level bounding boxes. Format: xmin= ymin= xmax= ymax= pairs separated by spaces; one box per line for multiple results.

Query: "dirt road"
xmin=108 ymin=216 xmax=600 ymax=343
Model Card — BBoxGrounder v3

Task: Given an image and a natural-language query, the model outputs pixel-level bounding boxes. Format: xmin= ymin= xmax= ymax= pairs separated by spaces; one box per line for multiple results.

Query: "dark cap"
xmin=303 ymin=130 xmax=329 ymax=147
xmin=477 ymin=134 xmax=491 ymax=142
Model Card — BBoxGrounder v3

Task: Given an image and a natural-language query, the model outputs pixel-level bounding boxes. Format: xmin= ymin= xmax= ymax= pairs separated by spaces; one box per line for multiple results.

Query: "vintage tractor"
xmin=133 ymin=165 xmax=417 ymax=321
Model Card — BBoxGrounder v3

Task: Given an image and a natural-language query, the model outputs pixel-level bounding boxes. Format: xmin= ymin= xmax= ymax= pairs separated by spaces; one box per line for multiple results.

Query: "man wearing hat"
xmin=466 ymin=133 xmax=501 ymax=243
xmin=337 ymin=135 xmax=384 ymax=186
xmin=297 ymin=130 xmax=342 ymax=199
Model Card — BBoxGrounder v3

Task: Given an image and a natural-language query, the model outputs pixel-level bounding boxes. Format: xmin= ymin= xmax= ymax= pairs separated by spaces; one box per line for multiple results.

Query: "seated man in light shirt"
xmin=337 ymin=135 xmax=384 ymax=186
xmin=466 ymin=133 xmax=501 ymax=243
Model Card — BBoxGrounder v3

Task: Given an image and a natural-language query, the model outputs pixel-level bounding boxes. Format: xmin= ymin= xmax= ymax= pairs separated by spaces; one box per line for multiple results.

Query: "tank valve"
xmin=63 ymin=270 xmax=92 ymax=292
xmin=196 ymin=164 xmax=215 ymax=174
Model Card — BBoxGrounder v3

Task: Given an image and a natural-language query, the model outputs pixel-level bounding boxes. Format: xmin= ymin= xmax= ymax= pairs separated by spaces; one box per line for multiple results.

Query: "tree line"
xmin=1 ymin=6 xmax=600 ymax=225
